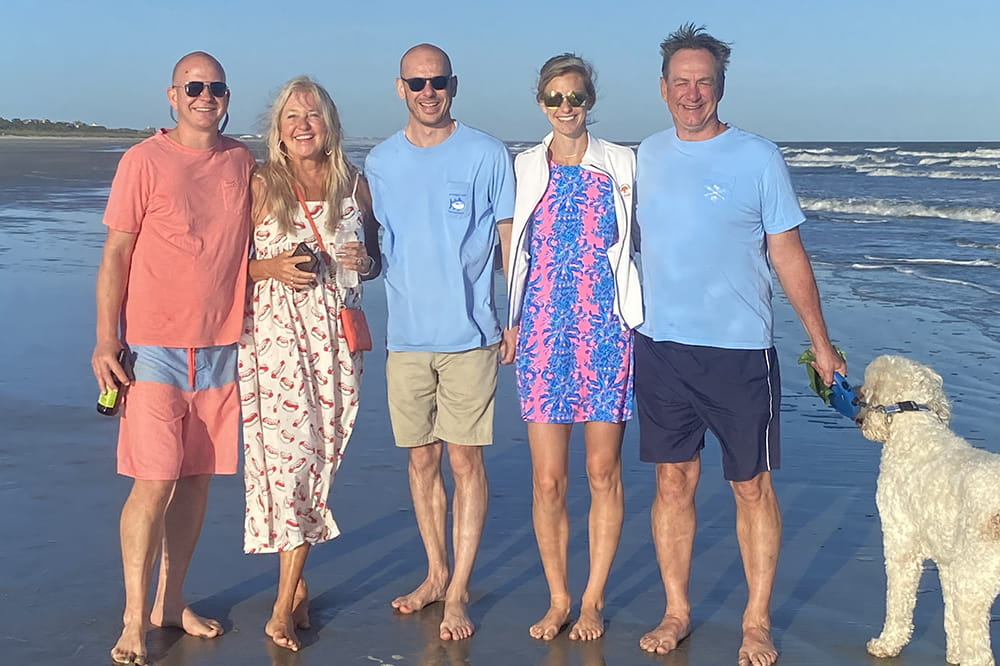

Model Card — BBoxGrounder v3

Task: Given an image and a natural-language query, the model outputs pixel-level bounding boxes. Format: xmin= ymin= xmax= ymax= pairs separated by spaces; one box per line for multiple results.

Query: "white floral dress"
xmin=239 ymin=187 xmax=364 ymax=553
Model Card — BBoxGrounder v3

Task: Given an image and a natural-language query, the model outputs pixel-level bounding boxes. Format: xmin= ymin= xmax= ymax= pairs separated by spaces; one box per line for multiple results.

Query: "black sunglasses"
xmin=175 ymin=81 xmax=229 ymax=98
xmin=542 ymin=90 xmax=589 ymax=108
xmin=402 ymin=75 xmax=453 ymax=92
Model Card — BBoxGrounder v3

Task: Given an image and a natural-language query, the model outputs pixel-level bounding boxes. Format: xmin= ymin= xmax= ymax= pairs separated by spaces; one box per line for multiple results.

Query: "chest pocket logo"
xmin=447 ymin=181 xmax=471 ymax=215
xmin=221 ymin=179 xmax=245 ymax=212
xmin=701 ymin=176 xmax=734 ymax=203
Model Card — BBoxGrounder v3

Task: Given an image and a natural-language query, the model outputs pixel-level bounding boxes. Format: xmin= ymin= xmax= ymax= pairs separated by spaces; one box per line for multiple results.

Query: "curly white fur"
xmin=859 ymin=355 xmax=1000 ymax=666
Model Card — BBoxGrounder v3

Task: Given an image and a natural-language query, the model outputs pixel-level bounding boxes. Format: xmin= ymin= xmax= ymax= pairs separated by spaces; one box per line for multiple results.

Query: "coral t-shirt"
xmin=103 ymin=131 xmax=255 ymax=347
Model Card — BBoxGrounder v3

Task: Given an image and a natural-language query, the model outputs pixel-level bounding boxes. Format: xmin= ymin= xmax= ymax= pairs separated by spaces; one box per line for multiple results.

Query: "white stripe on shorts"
xmin=763 ymin=348 xmax=775 ymax=471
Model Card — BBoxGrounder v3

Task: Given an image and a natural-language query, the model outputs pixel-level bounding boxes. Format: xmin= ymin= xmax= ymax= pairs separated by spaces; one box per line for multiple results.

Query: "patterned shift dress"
xmin=515 ymin=163 xmax=633 ymax=423
xmin=239 ymin=192 xmax=364 ymax=553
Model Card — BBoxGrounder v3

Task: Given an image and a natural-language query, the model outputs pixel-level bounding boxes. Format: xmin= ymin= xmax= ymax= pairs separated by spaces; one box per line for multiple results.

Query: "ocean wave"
xmin=785 ymin=153 xmax=864 ymax=165
xmin=847 ymin=264 xmax=1000 ymax=296
xmin=854 ymin=161 xmax=905 ymax=169
xmin=897 ymin=147 xmax=1000 ymax=159
xmin=857 ymin=168 xmax=1000 ymax=181
xmin=782 ymin=147 xmax=833 ymax=155
xmin=917 ymin=157 xmax=949 ymax=165
xmin=863 ymin=255 xmax=1000 ymax=268
xmin=865 ymin=147 xmax=899 ymax=153
xmin=948 ymin=159 xmax=1000 ymax=168
xmin=799 ymin=197 xmax=1000 ymax=223
xmin=956 ymin=238 xmax=1000 ymax=250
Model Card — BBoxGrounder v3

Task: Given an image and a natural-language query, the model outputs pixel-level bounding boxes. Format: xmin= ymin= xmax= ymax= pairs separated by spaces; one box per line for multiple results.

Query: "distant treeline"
xmin=0 ymin=117 xmax=151 ymax=138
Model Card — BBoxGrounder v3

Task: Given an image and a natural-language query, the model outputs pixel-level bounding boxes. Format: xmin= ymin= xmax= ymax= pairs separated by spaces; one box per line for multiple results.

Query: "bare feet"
xmin=110 ymin=620 xmax=147 ymax=665
xmin=150 ymin=605 xmax=223 ymax=638
xmin=529 ymin=605 xmax=570 ymax=641
xmin=439 ymin=598 xmax=475 ymax=641
xmin=265 ymin=613 xmax=300 ymax=652
xmin=569 ymin=605 xmax=604 ymax=641
xmin=639 ymin=615 xmax=691 ymax=654
xmin=738 ymin=626 xmax=778 ymax=666
xmin=391 ymin=577 xmax=447 ymax=614
xmin=293 ymin=579 xmax=311 ymax=630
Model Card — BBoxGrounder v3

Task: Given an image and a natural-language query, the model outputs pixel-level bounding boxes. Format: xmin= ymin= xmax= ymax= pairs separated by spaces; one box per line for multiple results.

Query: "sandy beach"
xmin=1 ymin=138 xmax=998 ymax=665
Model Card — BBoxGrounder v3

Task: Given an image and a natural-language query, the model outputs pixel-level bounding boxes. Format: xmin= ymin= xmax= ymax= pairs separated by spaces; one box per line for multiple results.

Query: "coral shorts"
xmin=117 ymin=344 xmax=239 ymax=480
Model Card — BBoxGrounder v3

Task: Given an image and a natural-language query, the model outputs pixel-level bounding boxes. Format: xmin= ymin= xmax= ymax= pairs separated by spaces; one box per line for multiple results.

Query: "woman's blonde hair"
xmin=255 ymin=76 xmax=354 ymax=233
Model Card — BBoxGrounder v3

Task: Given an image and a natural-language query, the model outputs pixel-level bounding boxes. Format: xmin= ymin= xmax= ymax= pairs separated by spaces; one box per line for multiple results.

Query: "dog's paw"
xmin=867 ymin=636 xmax=904 ymax=658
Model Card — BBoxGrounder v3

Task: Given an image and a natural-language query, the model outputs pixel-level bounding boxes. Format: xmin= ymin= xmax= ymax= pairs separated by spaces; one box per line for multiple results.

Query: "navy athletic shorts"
xmin=634 ymin=333 xmax=781 ymax=481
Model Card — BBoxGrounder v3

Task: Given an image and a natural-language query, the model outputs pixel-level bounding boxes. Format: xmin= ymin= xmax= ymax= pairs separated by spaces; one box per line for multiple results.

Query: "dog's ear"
xmin=859 ymin=410 xmax=891 ymax=443
xmin=861 ymin=355 xmax=893 ymax=407
xmin=918 ymin=363 xmax=951 ymax=425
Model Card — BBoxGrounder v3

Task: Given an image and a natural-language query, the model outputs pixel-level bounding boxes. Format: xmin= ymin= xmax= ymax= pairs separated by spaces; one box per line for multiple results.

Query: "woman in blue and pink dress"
xmin=506 ymin=53 xmax=643 ymax=642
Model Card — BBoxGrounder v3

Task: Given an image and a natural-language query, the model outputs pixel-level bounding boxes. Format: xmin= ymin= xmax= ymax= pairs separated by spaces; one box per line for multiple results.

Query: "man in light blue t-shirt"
xmin=364 ymin=43 xmax=515 ymax=642
xmin=634 ymin=24 xmax=844 ymax=666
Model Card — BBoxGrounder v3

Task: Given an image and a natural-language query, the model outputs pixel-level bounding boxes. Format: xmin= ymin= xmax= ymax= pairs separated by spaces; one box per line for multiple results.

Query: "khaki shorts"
xmin=386 ymin=344 xmax=499 ymax=447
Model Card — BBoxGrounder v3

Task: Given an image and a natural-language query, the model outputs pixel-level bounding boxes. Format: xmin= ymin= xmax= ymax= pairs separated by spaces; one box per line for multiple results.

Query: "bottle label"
xmin=98 ymin=388 xmax=119 ymax=409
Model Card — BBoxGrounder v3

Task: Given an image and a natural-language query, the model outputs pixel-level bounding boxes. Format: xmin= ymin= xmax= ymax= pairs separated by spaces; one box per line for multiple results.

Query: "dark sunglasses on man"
xmin=402 ymin=75 xmax=453 ymax=92
xmin=175 ymin=81 xmax=230 ymax=98
xmin=542 ymin=90 xmax=589 ymax=108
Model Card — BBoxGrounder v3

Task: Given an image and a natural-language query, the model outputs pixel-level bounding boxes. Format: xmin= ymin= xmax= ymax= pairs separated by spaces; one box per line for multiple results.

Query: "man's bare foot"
xmin=439 ymin=599 xmax=475 ymax=641
xmin=293 ymin=579 xmax=311 ymax=630
xmin=391 ymin=577 xmax=447 ymax=614
xmin=639 ymin=615 xmax=690 ymax=654
xmin=738 ymin=626 xmax=778 ymax=666
xmin=150 ymin=606 xmax=223 ymax=638
xmin=265 ymin=613 xmax=300 ymax=652
xmin=569 ymin=605 xmax=604 ymax=641
xmin=528 ymin=605 xmax=570 ymax=641
xmin=110 ymin=620 xmax=147 ymax=665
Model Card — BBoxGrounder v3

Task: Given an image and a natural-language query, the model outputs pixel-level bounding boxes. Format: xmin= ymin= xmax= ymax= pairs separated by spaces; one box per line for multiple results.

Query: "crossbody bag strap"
xmin=293 ymin=185 xmax=343 ymax=310
xmin=293 ymin=185 xmax=328 ymax=253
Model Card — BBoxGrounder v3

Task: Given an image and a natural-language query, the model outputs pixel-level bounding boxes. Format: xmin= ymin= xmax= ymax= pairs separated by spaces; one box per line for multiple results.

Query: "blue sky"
xmin=2 ymin=0 xmax=997 ymax=142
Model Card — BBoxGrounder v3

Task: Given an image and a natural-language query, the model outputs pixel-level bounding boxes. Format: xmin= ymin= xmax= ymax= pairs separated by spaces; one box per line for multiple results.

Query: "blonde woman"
xmin=238 ymin=76 xmax=380 ymax=651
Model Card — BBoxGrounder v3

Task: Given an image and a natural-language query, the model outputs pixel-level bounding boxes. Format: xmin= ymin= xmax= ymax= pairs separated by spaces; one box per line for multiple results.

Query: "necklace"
xmin=550 ymin=146 xmax=585 ymax=165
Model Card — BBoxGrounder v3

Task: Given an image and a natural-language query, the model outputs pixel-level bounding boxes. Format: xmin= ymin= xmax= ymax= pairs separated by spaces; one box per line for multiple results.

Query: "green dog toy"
xmin=796 ymin=346 xmax=848 ymax=405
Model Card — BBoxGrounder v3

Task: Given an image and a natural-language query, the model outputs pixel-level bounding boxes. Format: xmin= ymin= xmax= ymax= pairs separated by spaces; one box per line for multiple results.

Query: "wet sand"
xmin=1 ymin=139 xmax=998 ymax=664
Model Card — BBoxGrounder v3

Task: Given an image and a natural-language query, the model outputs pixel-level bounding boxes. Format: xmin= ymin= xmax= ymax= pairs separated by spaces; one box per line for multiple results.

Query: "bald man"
xmin=365 ymin=43 xmax=515 ymax=640
xmin=91 ymin=51 xmax=255 ymax=664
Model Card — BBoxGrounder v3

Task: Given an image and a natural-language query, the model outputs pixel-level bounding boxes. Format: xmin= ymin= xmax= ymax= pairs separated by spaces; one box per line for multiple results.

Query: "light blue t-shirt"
xmin=636 ymin=126 xmax=804 ymax=349
xmin=365 ymin=122 xmax=515 ymax=352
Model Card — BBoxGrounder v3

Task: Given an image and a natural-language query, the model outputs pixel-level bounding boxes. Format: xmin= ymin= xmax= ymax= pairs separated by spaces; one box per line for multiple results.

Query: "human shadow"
xmin=189 ymin=505 xmax=417 ymax=631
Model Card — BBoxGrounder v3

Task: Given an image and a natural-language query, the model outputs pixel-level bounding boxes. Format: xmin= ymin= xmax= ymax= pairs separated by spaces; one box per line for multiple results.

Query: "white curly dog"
xmin=858 ymin=355 xmax=1000 ymax=666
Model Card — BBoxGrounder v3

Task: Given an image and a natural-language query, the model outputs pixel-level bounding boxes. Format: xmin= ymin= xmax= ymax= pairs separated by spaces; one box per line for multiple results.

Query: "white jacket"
xmin=506 ymin=132 xmax=643 ymax=330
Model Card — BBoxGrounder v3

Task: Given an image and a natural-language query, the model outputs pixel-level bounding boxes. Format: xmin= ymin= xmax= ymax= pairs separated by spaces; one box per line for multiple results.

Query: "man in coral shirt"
xmin=91 ymin=51 xmax=255 ymax=665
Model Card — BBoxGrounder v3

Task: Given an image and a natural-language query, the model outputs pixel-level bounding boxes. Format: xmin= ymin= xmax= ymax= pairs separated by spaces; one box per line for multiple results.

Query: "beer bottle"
xmin=97 ymin=349 xmax=130 ymax=416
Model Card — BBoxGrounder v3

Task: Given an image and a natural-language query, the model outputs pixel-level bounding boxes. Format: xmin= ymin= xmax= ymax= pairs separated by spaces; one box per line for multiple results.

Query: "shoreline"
xmin=0 ymin=132 xmax=152 ymax=140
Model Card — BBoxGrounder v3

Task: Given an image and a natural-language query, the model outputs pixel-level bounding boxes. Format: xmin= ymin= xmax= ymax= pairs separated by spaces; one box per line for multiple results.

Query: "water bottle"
xmin=332 ymin=216 xmax=362 ymax=288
